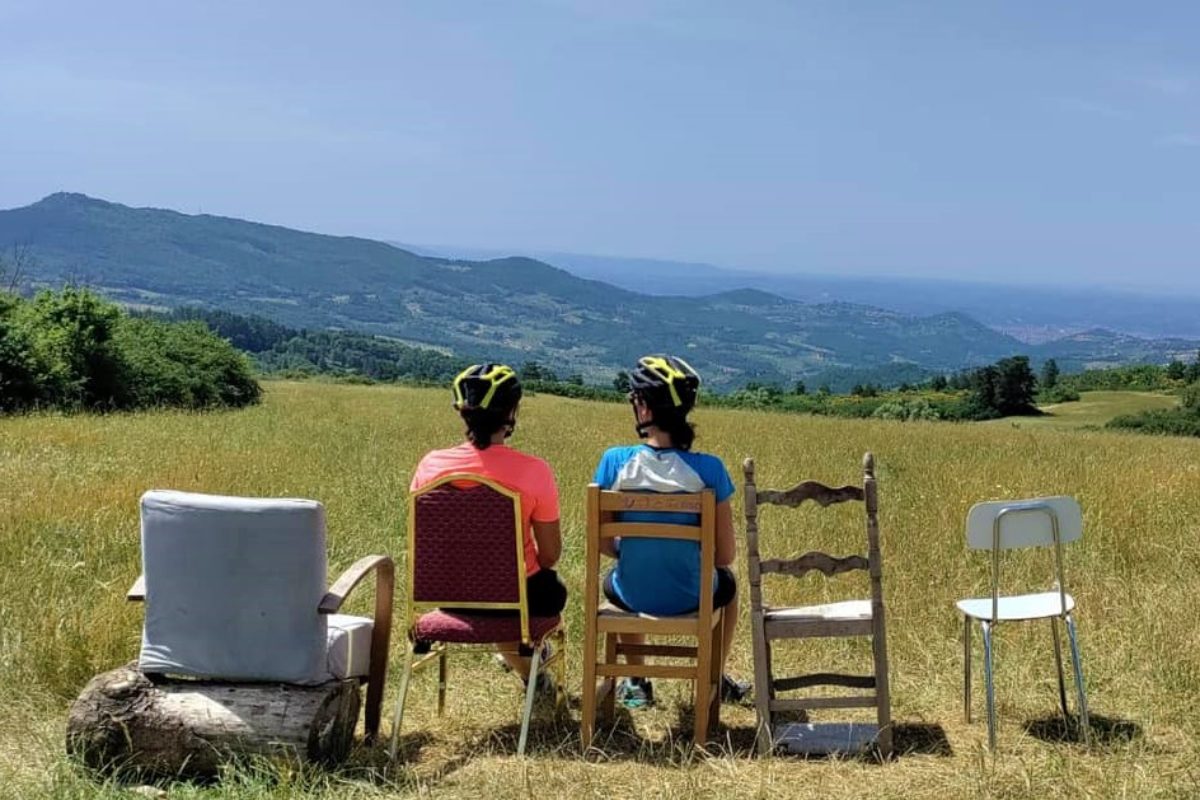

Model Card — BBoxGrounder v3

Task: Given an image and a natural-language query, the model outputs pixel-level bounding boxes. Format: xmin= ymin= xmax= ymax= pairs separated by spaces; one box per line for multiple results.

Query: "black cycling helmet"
xmin=451 ymin=363 xmax=522 ymax=411
xmin=629 ymin=354 xmax=701 ymax=411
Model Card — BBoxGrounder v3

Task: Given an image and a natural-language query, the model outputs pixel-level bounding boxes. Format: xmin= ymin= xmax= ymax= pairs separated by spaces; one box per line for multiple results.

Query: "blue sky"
xmin=1 ymin=1 xmax=1198 ymax=290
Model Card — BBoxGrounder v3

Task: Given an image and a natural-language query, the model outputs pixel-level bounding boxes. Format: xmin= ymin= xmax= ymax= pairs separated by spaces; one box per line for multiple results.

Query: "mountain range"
xmin=400 ymin=243 xmax=1200 ymax=342
xmin=1 ymin=193 xmax=1195 ymax=389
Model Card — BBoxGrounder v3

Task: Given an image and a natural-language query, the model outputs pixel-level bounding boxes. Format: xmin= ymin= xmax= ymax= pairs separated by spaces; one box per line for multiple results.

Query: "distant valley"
xmin=1 ymin=193 xmax=1195 ymax=390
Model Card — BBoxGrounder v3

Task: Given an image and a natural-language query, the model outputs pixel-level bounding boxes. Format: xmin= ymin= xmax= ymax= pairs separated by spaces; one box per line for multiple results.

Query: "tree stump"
xmin=66 ymin=665 xmax=361 ymax=779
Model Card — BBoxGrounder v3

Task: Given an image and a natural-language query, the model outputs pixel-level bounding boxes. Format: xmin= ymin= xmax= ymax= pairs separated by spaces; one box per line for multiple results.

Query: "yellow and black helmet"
xmin=452 ymin=363 xmax=521 ymax=411
xmin=630 ymin=354 xmax=701 ymax=409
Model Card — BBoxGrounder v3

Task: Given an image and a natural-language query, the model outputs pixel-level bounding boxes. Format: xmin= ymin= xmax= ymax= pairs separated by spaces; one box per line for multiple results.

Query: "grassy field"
xmin=982 ymin=391 xmax=1180 ymax=431
xmin=2 ymin=381 xmax=1199 ymax=799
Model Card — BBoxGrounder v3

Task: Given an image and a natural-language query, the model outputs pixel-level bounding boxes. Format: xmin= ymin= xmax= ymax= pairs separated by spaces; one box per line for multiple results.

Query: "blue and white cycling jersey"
xmin=592 ymin=444 xmax=735 ymax=615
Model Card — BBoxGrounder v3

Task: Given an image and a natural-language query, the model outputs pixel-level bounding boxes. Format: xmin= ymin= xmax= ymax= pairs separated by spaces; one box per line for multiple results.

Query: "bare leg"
xmin=720 ymin=590 xmax=738 ymax=675
xmin=620 ymin=632 xmax=646 ymax=675
xmin=499 ymin=645 xmax=531 ymax=680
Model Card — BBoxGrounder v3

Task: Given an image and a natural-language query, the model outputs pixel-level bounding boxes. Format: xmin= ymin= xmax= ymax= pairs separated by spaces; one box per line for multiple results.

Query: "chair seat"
xmin=598 ymin=602 xmax=696 ymax=621
xmin=326 ymin=614 xmax=373 ymax=680
xmin=765 ymin=599 xmax=872 ymax=623
xmin=414 ymin=609 xmax=561 ymax=644
xmin=957 ymin=591 xmax=1075 ymax=622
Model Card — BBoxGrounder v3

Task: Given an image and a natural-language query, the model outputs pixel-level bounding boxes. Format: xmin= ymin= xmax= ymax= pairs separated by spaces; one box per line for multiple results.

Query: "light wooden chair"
xmin=388 ymin=474 xmax=566 ymax=760
xmin=580 ymin=485 xmax=723 ymax=749
xmin=957 ymin=496 xmax=1089 ymax=749
xmin=742 ymin=454 xmax=892 ymax=757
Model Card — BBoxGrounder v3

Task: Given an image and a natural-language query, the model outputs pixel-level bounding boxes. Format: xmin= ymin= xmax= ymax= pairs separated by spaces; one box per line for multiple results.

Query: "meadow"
xmin=1 ymin=381 xmax=1198 ymax=799
xmin=985 ymin=391 xmax=1181 ymax=431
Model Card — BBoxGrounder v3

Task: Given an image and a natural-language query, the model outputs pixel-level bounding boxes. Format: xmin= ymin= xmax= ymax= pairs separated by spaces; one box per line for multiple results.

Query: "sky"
xmin=1 ymin=1 xmax=1198 ymax=291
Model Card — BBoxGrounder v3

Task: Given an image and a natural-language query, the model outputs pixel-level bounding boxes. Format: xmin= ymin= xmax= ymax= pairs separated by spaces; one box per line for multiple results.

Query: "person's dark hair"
xmin=642 ymin=399 xmax=696 ymax=451
xmin=628 ymin=354 xmax=701 ymax=450
xmin=460 ymin=402 xmax=519 ymax=450
xmin=451 ymin=363 xmax=522 ymax=450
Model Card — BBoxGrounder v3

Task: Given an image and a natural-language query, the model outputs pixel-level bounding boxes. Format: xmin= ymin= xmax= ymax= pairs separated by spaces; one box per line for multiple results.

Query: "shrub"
xmin=872 ymin=398 xmax=940 ymax=422
xmin=0 ymin=288 xmax=260 ymax=413
xmin=1107 ymin=409 xmax=1200 ymax=437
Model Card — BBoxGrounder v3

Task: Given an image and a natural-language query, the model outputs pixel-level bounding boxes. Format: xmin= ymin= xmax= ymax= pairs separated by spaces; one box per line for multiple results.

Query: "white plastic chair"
xmin=957 ymin=496 xmax=1090 ymax=749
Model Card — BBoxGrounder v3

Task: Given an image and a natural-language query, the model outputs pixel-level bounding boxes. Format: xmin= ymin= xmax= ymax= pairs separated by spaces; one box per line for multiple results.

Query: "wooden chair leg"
xmin=581 ymin=634 xmax=598 ymax=751
xmin=751 ymin=614 xmax=774 ymax=756
xmin=708 ymin=611 xmax=722 ymax=730
xmin=602 ymin=634 xmax=617 ymax=721
xmin=693 ymin=621 xmax=713 ymax=745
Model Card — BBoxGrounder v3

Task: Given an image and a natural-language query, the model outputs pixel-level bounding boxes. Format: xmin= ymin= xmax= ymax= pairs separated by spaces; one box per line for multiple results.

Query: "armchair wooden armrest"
xmin=319 ymin=554 xmax=394 ymax=742
xmin=127 ymin=574 xmax=146 ymax=602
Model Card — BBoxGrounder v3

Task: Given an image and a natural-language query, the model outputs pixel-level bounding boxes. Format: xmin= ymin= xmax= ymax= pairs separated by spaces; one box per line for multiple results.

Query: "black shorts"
xmin=443 ymin=568 xmax=568 ymax=618
xmin=603 ymin=567 xmax=737 ymax=613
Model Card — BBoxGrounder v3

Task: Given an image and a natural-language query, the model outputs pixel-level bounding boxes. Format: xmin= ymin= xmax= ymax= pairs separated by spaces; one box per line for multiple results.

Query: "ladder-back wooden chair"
xmin=581 ymin=485 xmax=723 ymax=749
xmin=388 ymin=474 xmax=567 ymax=759
xmin=742 ymin=454 xmax=892 ymax=757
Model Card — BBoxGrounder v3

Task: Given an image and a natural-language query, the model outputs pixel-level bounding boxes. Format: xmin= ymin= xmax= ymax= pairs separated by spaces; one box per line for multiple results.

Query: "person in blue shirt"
xmin=593 ymin=355 xmax=750 ymax=707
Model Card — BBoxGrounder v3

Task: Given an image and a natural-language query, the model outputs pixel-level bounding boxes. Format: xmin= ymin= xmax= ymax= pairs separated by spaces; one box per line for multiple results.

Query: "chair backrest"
xmin=965 ymin=496 xmax=1082 ymax=618
xmin=138 ymin=490 xmax=328 ymax=683
xmin=584 ymin=485 xmax=718 ymax=622
xmin=965 ymin=497 xmax=1082 ymax=550
xmin=742 ymin=453 xmax=883 ymax=617
xmin=408 ymin=474 xmax=530 ymax=640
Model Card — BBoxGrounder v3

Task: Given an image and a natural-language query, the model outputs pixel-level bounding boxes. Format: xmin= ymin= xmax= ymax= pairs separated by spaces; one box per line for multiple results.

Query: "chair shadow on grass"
xmin=1023 ymin=713 xmax=1143 ymax=749
xmin=580 ymin=704 xmax=952 ymax=763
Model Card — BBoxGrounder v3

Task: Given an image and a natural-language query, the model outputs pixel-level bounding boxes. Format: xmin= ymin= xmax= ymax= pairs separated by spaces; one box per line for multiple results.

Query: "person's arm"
xmin=715 ymin=499 xmax=736 ymax=568
xmin=532 ymin=519 xmax=562 ymax=569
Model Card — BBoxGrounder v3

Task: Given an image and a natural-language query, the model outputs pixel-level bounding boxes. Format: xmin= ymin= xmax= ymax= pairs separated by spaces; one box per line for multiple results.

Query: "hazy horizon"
xmin=3 ymin=2 xmax=1199 ymax=292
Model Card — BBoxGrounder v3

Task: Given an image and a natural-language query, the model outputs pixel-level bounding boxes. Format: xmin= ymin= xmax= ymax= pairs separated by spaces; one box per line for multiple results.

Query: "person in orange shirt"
xmin=410 ymin=364 xmax=565 ymax=682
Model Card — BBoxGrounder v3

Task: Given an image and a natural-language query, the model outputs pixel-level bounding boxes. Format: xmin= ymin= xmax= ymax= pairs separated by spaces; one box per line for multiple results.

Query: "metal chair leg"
xmin=963 ymin=614 xmax=972 ymax=723
xmin=436 ymin=648 xmax=448 ymax=716
xmin=1065 ymin=614 xmax=1090 ymax=743
xmin=388 ymin=644 xmax=417 ymax=761
xmin=516 ymin=643 xmax=544 ymax=757
xmin=554 ymin=629 xmax=568 ymax=712
xmin=1050 ymin=616 xmax=1069 ymax=723
xmin=981 ymin=620 xmax=996 ymax=750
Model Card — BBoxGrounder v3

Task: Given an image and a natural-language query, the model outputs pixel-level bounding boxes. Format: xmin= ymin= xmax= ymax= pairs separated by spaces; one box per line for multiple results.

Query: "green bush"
xmin=1181 ymin=381 xmax=1200 ymax=412
xmin=872 ymin=398 xmax=940 ymax=422
xmin=0 ymin=288 xmax=260 ymax=413
xmin=1107 ymin=409 xmax=1200 ymax=437
xmin=1037 ymin=385 xmax=1081 ymax=404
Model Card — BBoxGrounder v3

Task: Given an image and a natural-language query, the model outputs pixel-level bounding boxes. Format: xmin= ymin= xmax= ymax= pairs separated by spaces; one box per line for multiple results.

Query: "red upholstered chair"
xmin=388 ymin=474 xmax=566 ymax=759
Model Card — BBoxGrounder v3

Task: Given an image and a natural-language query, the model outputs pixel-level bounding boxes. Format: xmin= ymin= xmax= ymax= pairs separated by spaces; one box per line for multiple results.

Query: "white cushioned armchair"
xmin=127 ymin=490 xmax=394 ymax=740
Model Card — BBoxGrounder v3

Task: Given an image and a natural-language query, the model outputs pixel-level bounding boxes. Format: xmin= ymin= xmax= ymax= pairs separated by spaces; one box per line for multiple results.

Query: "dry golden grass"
xmin=1 ymin=381 xmax=1199 ymax=799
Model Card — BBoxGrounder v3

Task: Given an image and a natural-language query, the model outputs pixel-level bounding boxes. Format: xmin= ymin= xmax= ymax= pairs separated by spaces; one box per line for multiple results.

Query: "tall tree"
xmin=1040 ymin=358 xmax=1060 ymax=389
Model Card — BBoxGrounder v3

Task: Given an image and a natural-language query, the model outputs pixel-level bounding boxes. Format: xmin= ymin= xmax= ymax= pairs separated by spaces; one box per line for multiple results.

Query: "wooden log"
xmin=66 ymin=665 xmax=360 ymax=778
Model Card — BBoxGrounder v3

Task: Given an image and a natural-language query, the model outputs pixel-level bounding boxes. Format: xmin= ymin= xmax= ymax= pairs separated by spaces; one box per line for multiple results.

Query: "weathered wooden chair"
xmin=580 ymin=485 xmax=723 ymax=749
xmin=742 ymin=454 xmax=892 ymax=757
xmin=957 ymin=496 xmax=1090 ymax=749
xmin=388 ymin=474 xmax=567 ymax=759
xmin=69 ymin=490 xmax=394 ymax=777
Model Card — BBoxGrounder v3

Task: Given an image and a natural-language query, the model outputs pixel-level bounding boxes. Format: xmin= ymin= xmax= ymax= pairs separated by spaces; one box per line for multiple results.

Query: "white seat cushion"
xmin=598 ymin=602 xmax=697 ymax=621
xmin=957 ymin=591 xmax=1075 ymax=622
xmin=325 ymin=614 xmax=373 ymax=680
xmin=765 ymin=599 xmax=872 ymax=623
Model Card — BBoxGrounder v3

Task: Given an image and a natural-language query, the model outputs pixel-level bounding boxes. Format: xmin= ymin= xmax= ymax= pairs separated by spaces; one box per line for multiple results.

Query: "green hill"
xmin=2 ymin=193 xmax=1194 ymax=388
